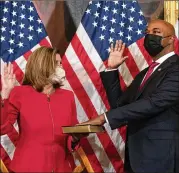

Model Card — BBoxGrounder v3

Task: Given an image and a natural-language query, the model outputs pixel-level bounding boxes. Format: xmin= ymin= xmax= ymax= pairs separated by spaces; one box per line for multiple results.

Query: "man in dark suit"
xmin=80 ymin=19 xmax=179 ymax=173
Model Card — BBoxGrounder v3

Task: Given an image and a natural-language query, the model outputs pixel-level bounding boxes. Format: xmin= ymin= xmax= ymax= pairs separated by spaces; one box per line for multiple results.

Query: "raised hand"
xmin=108 ymin=40 xmax=128 ymax=69
xmin=1 ymin=63 xmax=16 ymax=99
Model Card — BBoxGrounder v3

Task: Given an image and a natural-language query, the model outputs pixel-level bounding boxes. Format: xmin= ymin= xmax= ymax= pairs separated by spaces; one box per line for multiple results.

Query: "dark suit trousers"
xmin=124 ymin=145 xmax=134 ymax=173
xmin=124 ymin=132 xmax=134 ymax=173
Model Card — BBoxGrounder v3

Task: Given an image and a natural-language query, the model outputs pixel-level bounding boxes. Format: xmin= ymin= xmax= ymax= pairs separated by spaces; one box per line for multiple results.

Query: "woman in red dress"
xmin=1 ymin=47 xmax=80 ymax=172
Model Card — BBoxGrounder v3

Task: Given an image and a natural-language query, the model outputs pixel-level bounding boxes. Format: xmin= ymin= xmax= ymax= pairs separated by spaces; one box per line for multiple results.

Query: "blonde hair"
xmin=22 ymin=46 xmax=61 ymax=92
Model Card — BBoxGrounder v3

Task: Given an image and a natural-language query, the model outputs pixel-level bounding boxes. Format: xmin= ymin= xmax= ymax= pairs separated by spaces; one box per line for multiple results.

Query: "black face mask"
xmin=144 ymin=34 xmax=169 ymax=57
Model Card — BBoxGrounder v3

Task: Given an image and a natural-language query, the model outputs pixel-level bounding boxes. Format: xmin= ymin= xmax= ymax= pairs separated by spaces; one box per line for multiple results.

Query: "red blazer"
xmin=1 ymin=86 xmax=78 ymax=172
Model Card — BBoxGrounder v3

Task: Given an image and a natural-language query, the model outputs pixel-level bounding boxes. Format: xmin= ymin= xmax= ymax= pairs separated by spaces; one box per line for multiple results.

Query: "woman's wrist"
xmin=1 ymin=88 xmax=11 ymax=99
xmin=72 ymin=136 xmax=80 ymax=143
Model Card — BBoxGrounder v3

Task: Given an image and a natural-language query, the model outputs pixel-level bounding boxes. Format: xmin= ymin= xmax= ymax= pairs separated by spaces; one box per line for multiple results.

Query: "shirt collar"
xmin=155 ymin=51 xmax=175 ymax=64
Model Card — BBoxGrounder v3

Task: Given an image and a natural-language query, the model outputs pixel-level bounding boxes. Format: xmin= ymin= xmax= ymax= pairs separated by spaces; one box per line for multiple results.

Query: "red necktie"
xmin=139 ymin=62 xmax=159 ymax=90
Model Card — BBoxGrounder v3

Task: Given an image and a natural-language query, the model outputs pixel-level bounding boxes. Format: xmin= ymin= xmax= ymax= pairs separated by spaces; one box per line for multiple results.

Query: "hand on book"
xmin=78 ymin=114 xmax=106 ymax=126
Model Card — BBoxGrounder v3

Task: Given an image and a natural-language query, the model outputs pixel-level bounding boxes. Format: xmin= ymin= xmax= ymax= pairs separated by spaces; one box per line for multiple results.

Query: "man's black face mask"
xmin=144 ymin=34 xmax=170 ymax=57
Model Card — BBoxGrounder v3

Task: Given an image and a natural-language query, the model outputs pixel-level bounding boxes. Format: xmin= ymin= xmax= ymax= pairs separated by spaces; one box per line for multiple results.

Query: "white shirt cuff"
xmin=103 ymin=112 xmax=109 ymax=124
xmin=105 ymin=68 xmax=118 ymax=72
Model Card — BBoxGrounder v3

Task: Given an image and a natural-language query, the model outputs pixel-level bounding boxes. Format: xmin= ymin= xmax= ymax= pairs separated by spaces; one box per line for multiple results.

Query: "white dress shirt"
xmin=151 ymin=51 xmax=175 ymax=73
xmin=104 ymin=51 xmax=175 ymax=124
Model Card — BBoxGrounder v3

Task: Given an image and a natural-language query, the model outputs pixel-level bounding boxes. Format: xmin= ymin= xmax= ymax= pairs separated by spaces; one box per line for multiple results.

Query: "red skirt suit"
xmin=1 ymin=85 xmax=78 ymax=172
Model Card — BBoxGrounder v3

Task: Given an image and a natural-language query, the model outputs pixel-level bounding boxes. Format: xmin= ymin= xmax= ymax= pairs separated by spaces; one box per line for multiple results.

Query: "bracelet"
xmin=102 ymin=112 xmax=108 ymax=124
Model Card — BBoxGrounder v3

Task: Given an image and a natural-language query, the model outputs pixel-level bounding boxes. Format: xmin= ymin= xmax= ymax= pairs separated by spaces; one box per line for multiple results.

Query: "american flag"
xmin=0 ymin=1 xmax=51 ymax=171
xmin=62 ymin=1 xmax=151 ymax=172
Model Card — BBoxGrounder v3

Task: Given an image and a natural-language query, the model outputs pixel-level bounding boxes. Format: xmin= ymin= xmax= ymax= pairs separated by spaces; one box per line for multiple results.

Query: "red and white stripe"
xmin=174 ymin=19 xmax=179 ymax=55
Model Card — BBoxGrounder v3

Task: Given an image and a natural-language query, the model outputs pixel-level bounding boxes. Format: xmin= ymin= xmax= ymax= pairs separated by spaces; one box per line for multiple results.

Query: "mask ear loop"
xmin=161 ymin=35 xmax=173 ymax=48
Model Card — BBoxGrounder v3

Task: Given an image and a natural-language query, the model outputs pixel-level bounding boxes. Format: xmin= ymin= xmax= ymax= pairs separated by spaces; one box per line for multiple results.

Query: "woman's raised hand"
xmin=1 ymin=63 xmax=16 ymax=99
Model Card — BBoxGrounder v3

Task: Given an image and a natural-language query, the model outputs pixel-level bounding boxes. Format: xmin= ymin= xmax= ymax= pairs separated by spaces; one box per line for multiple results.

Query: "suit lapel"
xmin=134 ymin=54 xmax=178 ymax=100
xmin=134 ymin=68 xmax=148 ymax=90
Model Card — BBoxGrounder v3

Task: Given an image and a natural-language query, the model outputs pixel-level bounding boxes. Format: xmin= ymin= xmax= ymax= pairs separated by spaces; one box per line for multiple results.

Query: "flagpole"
xmin=0 ymin=160 xmax=9 ymax=173
xmin=164 ymin=1 xmax=179 ymax=26
xmin=76 ymin=147 xmax=94 ymax=173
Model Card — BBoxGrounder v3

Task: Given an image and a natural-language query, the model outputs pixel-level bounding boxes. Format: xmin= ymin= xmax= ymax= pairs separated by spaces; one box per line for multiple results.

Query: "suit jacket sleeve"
xmin=100 ymin=69 xmax=141 ymax=109
xmin=107 ymin=65 xmax=179 ymax=130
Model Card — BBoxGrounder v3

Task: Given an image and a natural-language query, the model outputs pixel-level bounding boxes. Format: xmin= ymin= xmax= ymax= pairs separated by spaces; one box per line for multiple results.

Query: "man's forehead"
xmin=147 ymin=22 xmax=164 ymax=31
xmin=146 ymin=20 xmax=175 ymax=35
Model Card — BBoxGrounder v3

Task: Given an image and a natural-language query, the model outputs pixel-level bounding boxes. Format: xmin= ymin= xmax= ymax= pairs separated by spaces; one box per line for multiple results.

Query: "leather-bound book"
xmin=62 ymin=125 xmax=105 ymax=133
